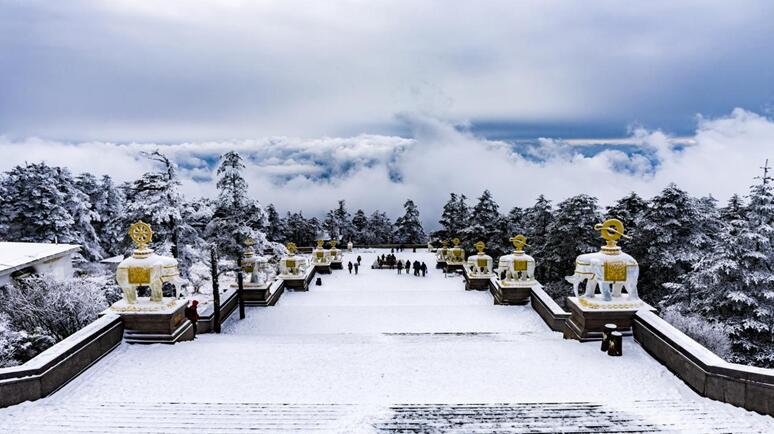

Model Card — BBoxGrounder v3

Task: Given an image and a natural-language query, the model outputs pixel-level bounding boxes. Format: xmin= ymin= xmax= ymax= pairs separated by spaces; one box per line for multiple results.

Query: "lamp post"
xmin=209 ymin=245 xmax=221 ymax=334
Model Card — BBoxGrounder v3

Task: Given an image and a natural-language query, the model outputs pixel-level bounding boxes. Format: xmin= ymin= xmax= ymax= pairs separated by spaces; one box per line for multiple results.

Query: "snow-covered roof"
xmin=0 ymin=242 xmax=81 ymax=275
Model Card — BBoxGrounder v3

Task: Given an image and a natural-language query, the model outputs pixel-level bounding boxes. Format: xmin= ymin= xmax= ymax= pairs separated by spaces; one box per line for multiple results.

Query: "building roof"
xmin=0 ymin=242 xmax=81 ymax=275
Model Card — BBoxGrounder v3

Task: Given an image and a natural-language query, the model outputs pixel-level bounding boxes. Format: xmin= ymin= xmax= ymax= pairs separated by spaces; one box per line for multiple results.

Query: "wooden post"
xmin=608 ymin=331 xmax=623 ymax=357
xmin=236 ymin=255 xmax=245 ymax=320
xmin=601 ymin=323 xmax=617 ymax=352
xmin=210 ymin=245 xmax=221 ymax=334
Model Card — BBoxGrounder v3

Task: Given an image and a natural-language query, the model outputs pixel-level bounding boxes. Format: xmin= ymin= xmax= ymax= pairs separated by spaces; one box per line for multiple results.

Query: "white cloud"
xmin=1 ymin=109 xmax=772 ymax=229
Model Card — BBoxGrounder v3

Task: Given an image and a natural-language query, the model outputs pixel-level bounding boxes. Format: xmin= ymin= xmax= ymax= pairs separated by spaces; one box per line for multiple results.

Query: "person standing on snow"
xmin=354 ymin=262 xmax=359 ymax=275
xmin=184 ymin=300 xmax=200 ymax=339
xmin=348 ymin=261 xmax=353 ymax=274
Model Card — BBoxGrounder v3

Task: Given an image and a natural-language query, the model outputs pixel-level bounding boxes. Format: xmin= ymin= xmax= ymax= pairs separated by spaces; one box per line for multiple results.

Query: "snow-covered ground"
xmin=1 ymin=249 xmax=772 ymax=433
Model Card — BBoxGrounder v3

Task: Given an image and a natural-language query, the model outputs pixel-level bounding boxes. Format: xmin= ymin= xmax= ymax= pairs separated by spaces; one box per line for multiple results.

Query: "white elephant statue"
xmin=498 ymin=235 xmax=537 ymax=284
xmin=567 ymin=252 xmax=639 ymax=301
xmin=115 ymin=220 xmax=184 ymax=304
xmin=565 ymin=219 xmax=641 ymax=303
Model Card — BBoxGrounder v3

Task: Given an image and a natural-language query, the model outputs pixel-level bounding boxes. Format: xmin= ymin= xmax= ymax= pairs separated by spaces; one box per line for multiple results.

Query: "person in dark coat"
xmin=413 ymin=260 xmax=421 ymax=276
xmin=184 ymin=300 xmax=200 ymax=339
xmin=405 ymin=260 xmax=411 ymax=275
xmin=357 ymin=255 xmax=362 ymax=265
xmin=421 ymin=262 xmax=427 ymax=276
xmin=397 ymin=260 xmax=403 ymax=274
xmin=354 ymin=262 xmax=359 ymax=275
xmin=348 ymin=261 xmax=353 ymax=274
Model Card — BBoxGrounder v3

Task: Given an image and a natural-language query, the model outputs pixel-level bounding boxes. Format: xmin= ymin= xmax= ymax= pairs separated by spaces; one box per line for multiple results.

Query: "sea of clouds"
xmin=1 ymin=108 xmax=772 ymax=229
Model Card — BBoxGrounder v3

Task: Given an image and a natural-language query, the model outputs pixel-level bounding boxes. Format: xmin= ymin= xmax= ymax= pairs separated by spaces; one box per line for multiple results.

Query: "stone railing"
xmin=633 ymin=310 xmax=774 ymax=416
xmin=0 ymin=314 xmax=124 ymax=408
xmin=529 ymin=286 xmax=570 ymax=332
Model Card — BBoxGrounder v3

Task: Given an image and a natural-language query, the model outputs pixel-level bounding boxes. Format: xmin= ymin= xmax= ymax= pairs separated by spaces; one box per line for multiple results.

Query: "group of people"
xmin=347 ymin=255 xmax=363 ymax=274
xmin=398 ymin=259 xmax=427 ymax=276
xmin=374 ymin=254 xmax=428 ymax=276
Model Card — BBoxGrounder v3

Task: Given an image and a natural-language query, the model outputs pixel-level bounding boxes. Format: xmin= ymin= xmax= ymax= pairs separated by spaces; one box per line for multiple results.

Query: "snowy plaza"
xmin=1 ymin=249 xmax=772 ymax=433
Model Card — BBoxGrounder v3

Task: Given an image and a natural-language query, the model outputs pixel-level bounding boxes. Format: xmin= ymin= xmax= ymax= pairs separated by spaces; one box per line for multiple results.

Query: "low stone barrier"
xmin=633 ymin=310 xmax=774 ymax=416
xmin=0 ymin=314 xmax=124 ymax=408
xmin=529 ymin=286 xmax=570 ymax=332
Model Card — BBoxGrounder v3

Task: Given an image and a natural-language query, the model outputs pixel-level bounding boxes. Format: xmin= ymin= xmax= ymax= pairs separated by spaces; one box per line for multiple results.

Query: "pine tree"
xmin=367 ymin=211 xmax=394 ymax=244
xmin=506 ymin=206 xmax=525 ymax=236
xmin=721 ymin=194 xmax=745 ymax=222
xmin=605 ymin=192 xmax=648 ymax=233
xmin=205 ymin=151 xmax=268 ymax=259
xmin=123 ymin=151 xmax=197 ymax=273
xmin=283 ymin=211 xmax=320 ymax=246
xmin=522 ymin=195 xmax=554 ymax=276
xmin=436 ymin=193 xmax=470 ymax=240
xmin=637 ymin=183 xmax=709 ymax=305
xmin=676 ymin=175 xmax=774 ymax=367
xmin=351 ymin=209 xmax=369 ymax=244
xmin=542 ymin=194 xmax=600 ymax=288
xmin=394 ymin=199 xmax=426 ymax=244
xmin=265 ymin=204 xmax=285 ymax=242
xmin=0 ymin=163 xmax=102 ymax=260
xmin=323 ymin=200 xmax=354 ymax=242
xmin=462 ymin=190 xmax=508 ymax=255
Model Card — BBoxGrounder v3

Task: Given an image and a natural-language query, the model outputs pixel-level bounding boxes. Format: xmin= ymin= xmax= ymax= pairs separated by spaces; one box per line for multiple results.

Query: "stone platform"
xmin=491 ymin=281 xmax=532 ymax=305
xmin=109 ymin=298 xmax=194 ymax=344
xmin=563 ymin=296 xmax=655 ymax=342
xmin=331 ymin=261 xmax=343 ymax=270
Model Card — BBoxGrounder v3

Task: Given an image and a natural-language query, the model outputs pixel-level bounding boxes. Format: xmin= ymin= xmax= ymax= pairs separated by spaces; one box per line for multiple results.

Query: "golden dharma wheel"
xmin=474 ymin=241 xmax=486 ymax=253
xmin=286 ymin=242 xmax=298 ymax=254
xmin=128 ymin=221 xmax=153 ymax=249
xmin=595 ymin=218 xmax=626 ymax=242
xmin=510 ymin=234 xmax=527 ymax=250
xmin=452 ymin=237 xmax=461 ymax=246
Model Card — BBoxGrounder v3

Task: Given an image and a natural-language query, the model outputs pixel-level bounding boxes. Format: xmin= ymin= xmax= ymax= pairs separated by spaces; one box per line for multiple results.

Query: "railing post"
xmin=210 ymin=245 xmax=221 ymax=334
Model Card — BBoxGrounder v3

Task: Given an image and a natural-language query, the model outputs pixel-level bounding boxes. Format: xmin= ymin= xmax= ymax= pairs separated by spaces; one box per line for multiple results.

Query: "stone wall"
xmin=633 ymin=310 xmax=774 ymax=416
xmin=0 ymin=314 xmax=124 ymax=408
xmin=529 ymin=286 xmax=569 ymax=332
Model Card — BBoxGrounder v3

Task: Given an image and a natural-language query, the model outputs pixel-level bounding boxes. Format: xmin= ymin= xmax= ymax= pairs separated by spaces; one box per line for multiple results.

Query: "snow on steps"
xmin=1 ymin=399 xmax=771 ymax=433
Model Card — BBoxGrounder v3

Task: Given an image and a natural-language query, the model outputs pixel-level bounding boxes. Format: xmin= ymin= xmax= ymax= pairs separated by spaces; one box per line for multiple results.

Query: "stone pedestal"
xmin=446 ymin=262 xmax=465 ymax=272
xmin=330 ymin=261 xmax=343 ymax=270
xmin=465 ymin=277 xmax=491 ymax=291
xmin=563 ymin=296 xmax=655 ymax=342
xmin=110 ymin=298 xmax=194 ymax=344
xmin=240 ymin=283 xmax=272 ymax=305
xmin=491 ymin=281 xmax=532 ymax=305
xmin=435 ymin=260 xmax=447 ymax=269
xmin=314 ymin=264 xmax=332 ymax=274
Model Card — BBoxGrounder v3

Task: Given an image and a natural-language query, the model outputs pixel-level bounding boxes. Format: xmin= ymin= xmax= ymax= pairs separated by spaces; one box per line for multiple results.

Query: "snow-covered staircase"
xmin=1 ymin=399 xmax=771 ymax=433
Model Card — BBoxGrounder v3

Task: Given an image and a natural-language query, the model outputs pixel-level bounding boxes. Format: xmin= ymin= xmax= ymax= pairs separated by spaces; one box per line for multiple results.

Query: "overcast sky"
xmin=1 ymin=1 xmax=774 ymax=226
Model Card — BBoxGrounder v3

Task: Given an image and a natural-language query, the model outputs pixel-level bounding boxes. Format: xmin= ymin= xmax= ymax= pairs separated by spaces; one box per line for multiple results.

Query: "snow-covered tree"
xmin=76 ymin=174 xmax=125 ymax=257
xmin=506 ymin=206 xmax=525 ymax=236
xmin=522 ymin=195 xmax=554 ymax=274
xmin=283 ymin=211 xmax=320 ymax=246
xmin=674 ymin=175 xmax=774 ymax=367
xmin=122 ymin=151 xmax=197 ymax=274
xmin=265 ymin=204 xmax=285 ymax=242
xmin=721 ymin=193 xmax=745 ymax=223
xmin=436 ymin=193 xmax=470 ymax=241
xmin=366 ymin=211 xmax=394 ymax=244
xmin=542 ymin=194 xmax=600 ymax=287
xmin=0 ymin=163 xmax=102 ymax=260
xmin=394 ymin=199 xmax=426 ymax=244
xmin=323 ymin=200 xmax=354 ymax=242
xmin=637 ymin=183 xmax=709 ymax=304
xmin=462 ymin=190 xmax=509 ymax=255
xmin=605 ymin=192 xmax=648 ymax=234
xmin=351 ymin=209 xmax=369 ymax=244
xmin=205 ymin=151 xmax=268 ymax=259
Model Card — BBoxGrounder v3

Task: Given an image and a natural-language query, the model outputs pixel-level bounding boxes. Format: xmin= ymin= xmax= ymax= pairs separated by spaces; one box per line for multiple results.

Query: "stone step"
xmin=1 ymin=400 xmax=771 ymax=433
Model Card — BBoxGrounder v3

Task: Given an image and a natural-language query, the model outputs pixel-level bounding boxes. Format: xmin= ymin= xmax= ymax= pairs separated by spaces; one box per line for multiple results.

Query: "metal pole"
xmin=210 ymin=245 xmax=221 ymax=334
xmin=237 ymin=255 xmax=246 ymax=320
